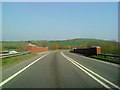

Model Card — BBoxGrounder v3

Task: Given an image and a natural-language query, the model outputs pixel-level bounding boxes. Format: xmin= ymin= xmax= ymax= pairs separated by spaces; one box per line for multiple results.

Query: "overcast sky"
xmin=2 ymin=2 xmax=118 ymax=41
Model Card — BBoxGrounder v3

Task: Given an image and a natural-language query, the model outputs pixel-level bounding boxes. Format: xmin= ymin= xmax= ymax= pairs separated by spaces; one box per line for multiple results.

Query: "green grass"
xmin=46 ymin=42 xmax=85 ymax=46
xmin=2 ymin=38 xmax=106 ymax=48
xmin=90 ymin=55 xmax=120 ymax=63
xmin=2 ymin=41 xmax=21 ymax=50
xmin=1 ymin=53 xmax=38 ymax=67
xmin=2 ymin=41 xmax=21 ymax=47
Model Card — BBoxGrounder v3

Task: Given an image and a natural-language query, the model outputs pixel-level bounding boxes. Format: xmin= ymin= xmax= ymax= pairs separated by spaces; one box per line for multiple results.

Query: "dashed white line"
xmin=0 ymin=52 xmax=50 ymax=87
xmin=61 ymin=52 xmax=120 ymax=89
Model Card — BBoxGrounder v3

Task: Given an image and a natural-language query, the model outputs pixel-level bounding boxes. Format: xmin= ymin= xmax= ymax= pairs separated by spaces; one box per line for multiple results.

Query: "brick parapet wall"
xmin=28 ymin=45 xmax=48 ymax=53
xmin=73 ymin=47 xmax=101 ymax=55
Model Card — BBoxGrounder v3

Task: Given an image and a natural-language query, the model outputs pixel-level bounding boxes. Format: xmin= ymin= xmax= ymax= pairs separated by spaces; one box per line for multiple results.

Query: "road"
xmin=1 ymin=50 xmax=120 ymax=89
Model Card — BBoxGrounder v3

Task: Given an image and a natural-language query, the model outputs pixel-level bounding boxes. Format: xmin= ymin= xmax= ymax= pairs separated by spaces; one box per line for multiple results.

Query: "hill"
xmin=31 ymin=38 xmax=106 ymax=46
xmin=1 ymin=38 xmax=119 ymax=55
xmin=30 ymin=38 xmax=119 ymax=55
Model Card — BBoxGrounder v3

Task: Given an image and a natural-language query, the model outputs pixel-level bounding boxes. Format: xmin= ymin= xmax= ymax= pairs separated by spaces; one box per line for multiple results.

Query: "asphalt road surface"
xmin=1 ymin=50 xmax=120 ymax=89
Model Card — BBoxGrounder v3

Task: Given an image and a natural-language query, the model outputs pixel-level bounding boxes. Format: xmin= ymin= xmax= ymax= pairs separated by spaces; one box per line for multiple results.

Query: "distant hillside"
xmin=31 ymin=38 xmax=107 ymax=46
xmin=1 ymin=38 xmax=119 ymax=55
xmin=31 ymin=38 xmax=119 ymax=55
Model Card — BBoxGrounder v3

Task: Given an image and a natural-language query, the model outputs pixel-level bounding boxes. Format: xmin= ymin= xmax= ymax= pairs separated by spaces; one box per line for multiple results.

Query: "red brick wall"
xmin=28 ymin=45 xmax=48 ymax=53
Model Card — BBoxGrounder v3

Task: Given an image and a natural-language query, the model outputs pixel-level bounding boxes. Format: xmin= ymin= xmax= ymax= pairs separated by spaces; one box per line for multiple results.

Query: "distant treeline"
xmin=1 ymin=38 xmax=120 ymax=55
xmin=87 ymin=41 xmax=120 ymax=55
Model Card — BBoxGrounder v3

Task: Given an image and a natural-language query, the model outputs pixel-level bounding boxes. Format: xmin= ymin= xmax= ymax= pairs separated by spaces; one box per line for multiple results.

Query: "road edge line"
xmin=61 ymin=52 xmax=119 ymax=89
xmin=69 ymin=52 xmax=119 ymax=67
xmin=0 ymin=52 xmax=50 ymax=87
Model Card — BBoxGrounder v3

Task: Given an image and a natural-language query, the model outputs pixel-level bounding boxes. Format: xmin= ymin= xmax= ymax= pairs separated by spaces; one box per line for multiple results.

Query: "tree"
xmin=66 ymin=46 xmax=72 ymax=50
xmin=87 ymin=41 xmax=120 ymax=55
xmin=48 ymin=44 xmax=63 ymax=50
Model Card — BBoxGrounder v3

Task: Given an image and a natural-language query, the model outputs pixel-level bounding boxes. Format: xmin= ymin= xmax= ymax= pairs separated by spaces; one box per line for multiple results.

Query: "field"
xmin=2 ymin=41 xmax=21 ymax=50
xmin=2 ymin=41 xmax=28 ymax=52
xmin=31 ymin=38 xmax=105 ymax=46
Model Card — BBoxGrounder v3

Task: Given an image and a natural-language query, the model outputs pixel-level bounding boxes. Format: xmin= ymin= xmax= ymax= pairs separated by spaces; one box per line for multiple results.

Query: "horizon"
xmin=1 ymin=38 xmax=118 ymax=42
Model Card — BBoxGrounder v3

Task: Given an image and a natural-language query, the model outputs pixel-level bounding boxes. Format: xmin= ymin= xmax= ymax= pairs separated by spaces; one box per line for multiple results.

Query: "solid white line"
xmin=0 ymin=52 xmax=50 ymax=87
xmin=37 ymin=51 xmax=50 ymax=55
xmin=70 ymin=59 xmax=120 ymax=89
xmin=69 ymin=52 xmax=119 ymax=67
xmin=61 ymin=52 xmax=120 ymax=89
xmin=81 ymin=56 xmax=119 ymax=67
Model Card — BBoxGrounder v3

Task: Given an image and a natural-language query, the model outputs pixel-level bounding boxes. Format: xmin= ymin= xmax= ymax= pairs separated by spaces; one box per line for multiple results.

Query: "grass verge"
xmin=1 ymin=53 xmax=38 ymax=67
xmin=90 ymin=55 xmax=120 ymax=64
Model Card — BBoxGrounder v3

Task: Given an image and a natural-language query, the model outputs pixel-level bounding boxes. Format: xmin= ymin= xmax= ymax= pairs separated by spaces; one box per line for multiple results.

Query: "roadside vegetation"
xmin=1 ymin=53 xmax=37 ymax=67
xmin=90 ymin=55 xmax=120 ymax=64
xmin=30 ymin=39 xmax=119 ymax=55
xmin=30 ymin=38 xmax=105 ymax=50
xmin=87 ymin=41 xmax=120 ymax=55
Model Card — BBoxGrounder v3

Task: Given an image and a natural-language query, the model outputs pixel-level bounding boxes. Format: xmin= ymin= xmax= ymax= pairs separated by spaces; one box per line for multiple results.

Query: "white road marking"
xmin=0 ymin=52 xmax=50 ymax=87
xmin=61 ymin=52 xmax=120 ymax=89
xmin=81 ymin=56 xmax=119 ymax=67
xmin=37 ymin=51 xmax=50 ymax=55
xmin=68 ymin=51 xmax=119 ymax=67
